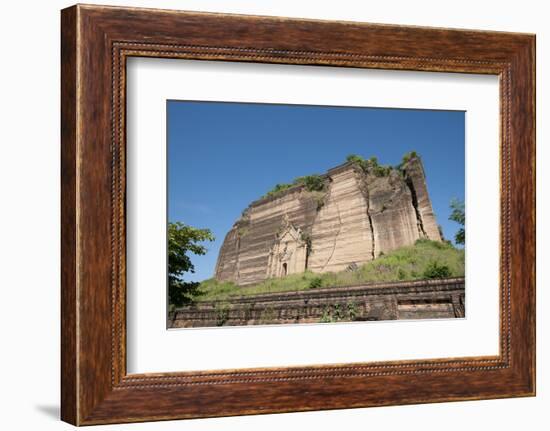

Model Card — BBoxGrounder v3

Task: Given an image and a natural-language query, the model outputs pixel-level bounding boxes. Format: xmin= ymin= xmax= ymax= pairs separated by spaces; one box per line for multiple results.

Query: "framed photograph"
xmin=61 ymin=4 xmax=535 ymax=425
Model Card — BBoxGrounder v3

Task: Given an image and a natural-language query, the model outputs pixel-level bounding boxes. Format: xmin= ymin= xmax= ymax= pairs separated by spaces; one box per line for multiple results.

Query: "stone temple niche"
xmin=266 ymin=217 xmax=308 ymax=279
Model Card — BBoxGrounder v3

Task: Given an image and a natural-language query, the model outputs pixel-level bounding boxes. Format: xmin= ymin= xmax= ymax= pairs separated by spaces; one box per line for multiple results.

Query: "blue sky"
xmin=168 ymin=101 xmax=465 ymax=282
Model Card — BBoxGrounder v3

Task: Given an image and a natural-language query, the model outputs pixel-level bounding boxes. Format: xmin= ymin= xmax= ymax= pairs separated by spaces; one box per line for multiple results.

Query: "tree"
xmin=168 ymin=222 xmax=214 ymax=308
xmin=449 ymin=198 xmax=465 ymax=245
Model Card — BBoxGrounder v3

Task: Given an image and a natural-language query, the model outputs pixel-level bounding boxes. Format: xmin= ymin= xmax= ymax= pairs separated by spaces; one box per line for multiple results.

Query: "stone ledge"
xmin=169 ymin=277 xmax=465 ymax=328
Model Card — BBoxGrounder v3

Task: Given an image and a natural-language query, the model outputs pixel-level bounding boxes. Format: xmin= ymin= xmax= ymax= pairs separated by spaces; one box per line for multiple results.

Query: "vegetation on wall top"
xmin=346 ymin=153 xmax=394 ymax=177
xmin=263 ymin=174 xmax=326 ymax=199
xmin=189 ymin=239 xmax=464 ymax=303
xmin=262 ymin=151 xmax=421 ymax=200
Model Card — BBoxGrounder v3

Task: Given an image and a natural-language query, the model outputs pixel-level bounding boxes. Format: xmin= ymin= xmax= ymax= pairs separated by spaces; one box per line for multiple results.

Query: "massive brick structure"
xmin=215 ymin=155 xmax=442 ymax=286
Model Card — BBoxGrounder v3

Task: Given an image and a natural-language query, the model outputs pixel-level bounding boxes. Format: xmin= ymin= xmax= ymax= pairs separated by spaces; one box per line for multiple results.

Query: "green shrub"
xmin=214 ymin=303 xmax=230 ymax=326
xmin=347 ymin=154 xmax=364 ymax=163
xmin=372 ymin=164 xmax=392 ymax=177
xmin=309 ymin=276 xmax=323 ymax=289
xmin=423 ymin=261 xmax=452 ymax=279
xmin=263 ymin=175 xmax=325 ymax=199
xmin=313 ymin=192 xmax=326 ymax=210
xmin=259 ymin=306 xmax=276 ymax=324
xmin=346 ymin=154 xmax=393 ymax=176
xmin=294 ymin=175 xmax=325 ymax=192
xmin=416 ymin=238 xmax=448 ymax=250
xmin=346 ymin=154 xmax=370 ymax=172
xmin=334 ymin=303 xmax=344 ymax=320
xmin=347 ymin=301 xmax=358 ymax=320
xmin=264 ymin=182 xmax=293 ymax=198
xmin=320 ymin=306 xmax=333 ymax=323
xmin=402 ymin=151 xmax=418 ymax=163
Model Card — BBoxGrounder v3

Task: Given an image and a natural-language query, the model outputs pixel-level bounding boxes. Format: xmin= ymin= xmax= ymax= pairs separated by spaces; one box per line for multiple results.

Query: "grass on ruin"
xmin=193 ymin=239 xmax=465 ymax=302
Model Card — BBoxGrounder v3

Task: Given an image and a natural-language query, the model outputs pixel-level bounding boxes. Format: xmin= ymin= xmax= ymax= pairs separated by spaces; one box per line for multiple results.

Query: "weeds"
xmin=195 ymin=240 xmax=464 ymax=302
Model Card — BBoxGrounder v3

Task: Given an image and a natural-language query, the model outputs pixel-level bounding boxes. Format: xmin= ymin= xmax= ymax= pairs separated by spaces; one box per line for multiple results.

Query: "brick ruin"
xmin=214 ymin=155 xmax=442 ymax=286
xmin=168 ymin=277 xmax=465 ymax=328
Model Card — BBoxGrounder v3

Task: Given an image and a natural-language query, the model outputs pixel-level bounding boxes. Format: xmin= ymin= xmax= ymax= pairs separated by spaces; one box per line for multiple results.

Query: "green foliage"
xmin=319 ymin=302 xmax=357 ymax=323
xmin=347 ymin=300 xmax=358 ymax=320
xmin=372 ymin=165 xmax=392 ymax=177
xmin=423 ymin=261 xmax=452 ymax=279
xmin=333 ymin=303 xmax=343 ymax=320
xmin=168 ymin=222 xmax=214 ymax=307
xmin=308 ymin=276 xmax=323 ymax=289
xmin=265 ymin=151 xmax=424 ymax=200
xmin=346 ymin=154 xmax=366 ymax=164
xmin=398 ymin=151 xmax=419 ymax=168
xmin=405 ymin=150 xmax=418 ymax=160
xmin=416 ymin=238 xmax=445 ymax=250
xmin=294 ymin=175 xmax=325 ymax=192
xmin=259 ymin=306 xmax=276 ymax=324
xmin=263 ymin=174 xmax=326 ymax=199
xmin=368 ymin=154 xmax=392 ymax=177
xmin=449 ymin=198 xmax=465 ymax=245
xmin=320 ymin=306 xmax=333 ymax=323
xmin=308 ymin=190 xmax=326 ymax=210
xmin=169 ymin=281 xmax=201 ymax=310
xmin=265 ymin=152 xmax=425 ymax=200
xmin=214 ymin=303 xmax=230 ymax=326
xmin=264 ymin=182 xmax=293 ymax=198
xmin=195 ymin=240 xmax=464 ymax=302
xmin=346 ymin=154 xmax=369 ymax=172
xmin=346 ymin=153 xmax=392 ymax=176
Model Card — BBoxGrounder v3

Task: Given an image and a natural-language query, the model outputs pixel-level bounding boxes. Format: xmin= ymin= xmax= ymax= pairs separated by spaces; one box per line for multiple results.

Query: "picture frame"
xmin=60 ymin=4 xmax=535 ymax=425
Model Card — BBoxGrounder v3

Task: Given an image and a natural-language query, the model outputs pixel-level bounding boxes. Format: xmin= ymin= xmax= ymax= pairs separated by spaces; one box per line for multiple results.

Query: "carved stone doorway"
xmin=266 ymin=218 xmax=307 ymax=279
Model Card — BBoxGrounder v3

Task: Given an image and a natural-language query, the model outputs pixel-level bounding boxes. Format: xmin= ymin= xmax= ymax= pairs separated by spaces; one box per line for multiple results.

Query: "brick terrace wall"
xmin=168 ymin=277 xmax=465 ymax=328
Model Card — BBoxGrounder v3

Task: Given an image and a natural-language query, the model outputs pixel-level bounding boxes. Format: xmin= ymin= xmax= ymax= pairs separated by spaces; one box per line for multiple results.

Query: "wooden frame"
xmin=61 ymin=4 xmax=535 ymax=426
